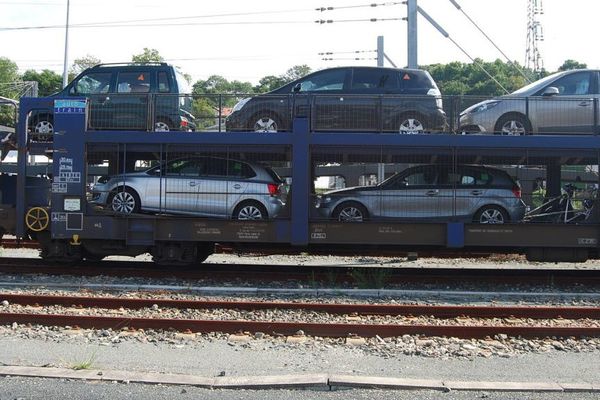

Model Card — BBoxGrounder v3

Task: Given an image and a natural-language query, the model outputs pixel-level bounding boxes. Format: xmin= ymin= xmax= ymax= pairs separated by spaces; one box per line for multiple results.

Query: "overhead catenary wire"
xmin=448 ymin=0 xmax=532 ymax=83
xmin=0 ymin=2 xmax=403 ymax=32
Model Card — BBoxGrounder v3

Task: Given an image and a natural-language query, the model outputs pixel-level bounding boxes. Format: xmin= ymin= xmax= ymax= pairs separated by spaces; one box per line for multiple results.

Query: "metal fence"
xmin=81 ymin=93 xmax=600 ymax=136
xmin=83 ymin=144 xmax=600 ymax=224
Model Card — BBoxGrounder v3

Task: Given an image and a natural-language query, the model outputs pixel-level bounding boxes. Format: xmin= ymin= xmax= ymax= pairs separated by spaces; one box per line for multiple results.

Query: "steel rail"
xmin=1 ymin=312 xmax=598 ymax=339
xmin=2 ymin=293 xmax=599 ymax=319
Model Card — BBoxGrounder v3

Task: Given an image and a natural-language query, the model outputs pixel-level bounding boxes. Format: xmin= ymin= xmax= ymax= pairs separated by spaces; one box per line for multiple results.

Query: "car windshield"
xmin=511 ymin=71 xmax=565 ymax=95
xmin=175 ymin=71 xmax=191 ymax=94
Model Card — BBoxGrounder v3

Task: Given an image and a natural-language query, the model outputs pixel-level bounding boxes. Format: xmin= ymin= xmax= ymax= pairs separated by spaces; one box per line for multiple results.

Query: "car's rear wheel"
xmin=108 ymin=188 xmax=141 ymax=214
xmin=398 ymin=113 xmax=427 ymax=134
xmin=154 ymin=119 xmax=172 ymax=132
xmin=252 ymin=113 xmax=281 ymax=133
xmin=333 ymin=202 xmax=368 ymax=222
xmin=233 ymin=201 xmax=268 ymax=220
xmin=494 ymin=113 xmax=531 ymax=135
xmin=474 ymin=205 xmax=509 ymax=224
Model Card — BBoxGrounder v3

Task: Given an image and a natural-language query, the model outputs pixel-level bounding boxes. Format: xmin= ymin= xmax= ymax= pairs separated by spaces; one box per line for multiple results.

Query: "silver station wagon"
xmin=315 ymin=164 xmax=526 ymax=223
xmin=91 ymin=156 xmax=286 ymax=220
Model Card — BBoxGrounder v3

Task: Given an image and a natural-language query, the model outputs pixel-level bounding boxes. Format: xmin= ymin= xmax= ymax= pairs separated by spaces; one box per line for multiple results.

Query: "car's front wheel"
xmin=109 ymin=188 xmax=141 ymax=214
xmin=233 ymin=201 xmax=268 ymax=220
xmin=333 ymin=202 xmax=368 ymax=222
xmin=474 ymin=205 xmax=509 ymax=224
xmin=494 ymin=113 xmax=531 ymax=135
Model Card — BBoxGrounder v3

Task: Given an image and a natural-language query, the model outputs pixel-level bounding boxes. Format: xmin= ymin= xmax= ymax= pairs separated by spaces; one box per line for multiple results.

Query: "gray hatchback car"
xmin=459 ymin=69 xmax=600 ymax=135
xmin=91 ymin=156 xmax=286 ymax=219
xmin=315 ymin=164 xmax=526 ymax=223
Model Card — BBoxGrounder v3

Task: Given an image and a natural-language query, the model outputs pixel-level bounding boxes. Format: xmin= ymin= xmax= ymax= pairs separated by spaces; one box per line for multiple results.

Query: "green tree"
xmin=70 ymin=54 xmax=102 ymax=79
xmin=131 ymin=48 xmax=164 ymax=63
xmin=254 ymin=75 xmax=286 ymax=93
xmin=558 ymin=59 xmax=587 ymax=71
xmin=0 ymin=57 xmax=20 ymax=127
xmin=22 ymin=69 xmax=62 ymax=96
xmin=282 ymin=64 xmax=311 ymax=82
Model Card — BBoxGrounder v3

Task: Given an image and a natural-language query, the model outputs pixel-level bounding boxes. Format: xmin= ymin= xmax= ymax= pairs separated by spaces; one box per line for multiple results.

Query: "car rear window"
xmin=265 ymin=167 xmax=284 ymax=183
xmin=399 ymin=71 xmax=435 ymax=91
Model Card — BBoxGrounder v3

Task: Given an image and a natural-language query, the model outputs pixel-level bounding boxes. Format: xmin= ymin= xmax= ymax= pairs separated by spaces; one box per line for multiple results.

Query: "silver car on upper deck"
xmin=91 ymin=156 xmax=286 ymax=220
xmin=459 ymin=69 xmax=600 ymax=135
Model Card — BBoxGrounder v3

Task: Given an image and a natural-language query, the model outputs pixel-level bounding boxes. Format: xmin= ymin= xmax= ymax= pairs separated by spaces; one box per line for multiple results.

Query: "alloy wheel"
xmin=338 ymin=207 xmax=364 ymax=222
xmin=479 ymin=208 xmax=505 ymax=224
xmin=399 ymin=118 xmax=424 ymax=134
xmin=237 ymin=205 xmax=264 ymax=220
xmin=500 ymin=120 xmax=526 ymax=135
xmin=111 ymin=191 xmax=137 ymax=214
xmin=254 ymin=117 xmax=278 ymax=133
xmin=154 ymin=121 xmax=171 ymax=132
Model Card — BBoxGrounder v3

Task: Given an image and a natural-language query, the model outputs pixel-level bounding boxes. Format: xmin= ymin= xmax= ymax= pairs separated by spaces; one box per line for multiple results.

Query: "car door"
xmin=531 ymin=71 xmax=596 ymax=134
xmin=379 ymin=165 xmax=443 ymax=219
xmin=162 ymin=159 xmax=202 ymax=214
xmin=347 ymin=68 xmax=400 ymax=132
xmin=445 ymin=166 xmax=489 ymax=220
xmin=197 ymin=158 xmax=230 ymax=217
xmin=224 ymin=159 xmax=253 ymax=214
xmin=294 ymin=69 xmax=350 ymax=130
xmin=113 ymin=70 xmax=153 ymax=130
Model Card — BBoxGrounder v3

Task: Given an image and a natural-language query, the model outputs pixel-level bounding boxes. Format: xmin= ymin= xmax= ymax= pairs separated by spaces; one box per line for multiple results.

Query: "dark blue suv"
xmin=29 ymin=63 xmax=196 ymax=141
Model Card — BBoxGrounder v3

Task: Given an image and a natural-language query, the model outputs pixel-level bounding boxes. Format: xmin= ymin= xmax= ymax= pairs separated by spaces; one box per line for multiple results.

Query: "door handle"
xmin=471 ymin=190 xmax=483 ymax=196
xmin=425 ymin=190 xmax=438 ymax=196
xmin=100 ymin=96 xmax=110 ymax=105
xmin=578 ymin=101 xmax=591 ymax=107
xmin=233 ymin=184 xmax=241 ymax=189
xmin=189 ymin=181 xmax=197 ymax=186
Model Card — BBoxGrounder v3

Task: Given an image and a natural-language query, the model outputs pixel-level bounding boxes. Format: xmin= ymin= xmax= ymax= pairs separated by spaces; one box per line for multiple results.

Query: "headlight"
xmin=232 ymin=97 xmax=251 ymax=113
xmin=471 ymin=100 xmax=500 ymax=114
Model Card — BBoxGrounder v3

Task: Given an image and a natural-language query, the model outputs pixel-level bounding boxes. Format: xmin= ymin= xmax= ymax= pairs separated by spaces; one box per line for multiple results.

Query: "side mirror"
xmin=542 ymin=86 xmax=559 ymax=96
xmin=293 ymin=83 xmax=302 ymax=93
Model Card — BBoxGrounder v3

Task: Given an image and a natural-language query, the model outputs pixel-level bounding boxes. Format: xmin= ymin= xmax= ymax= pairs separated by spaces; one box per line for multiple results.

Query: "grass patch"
xmin=349 ymin=267 xmax=392 ymax=289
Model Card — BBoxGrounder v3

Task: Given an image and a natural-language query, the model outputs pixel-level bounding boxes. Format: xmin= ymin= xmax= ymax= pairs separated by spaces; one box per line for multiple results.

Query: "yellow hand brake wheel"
xmin=25 ymin=207 xmax=50 ymax=232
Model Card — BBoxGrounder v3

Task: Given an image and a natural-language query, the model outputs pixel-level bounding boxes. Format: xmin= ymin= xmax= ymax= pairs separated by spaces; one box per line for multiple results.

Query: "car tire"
xmin=233 ymin=201 xmax=268 ymax=220
xmin=154 ymin=118 xmax=173 ymax=132
xmin=250 ymin=113 xmax=282 ymax=133
xmin=398 ymin=112 xmax=428 ymax=134
xmin=30 ymin=113 xmax=54 ymax=142
xmin=108 ymin=187 xmax=141 ymax=214
xmin=494 ymin=113 xmax=531 ymax=136
xmin=332 ymin=202 xmax=369 ymax=222
xmin=474 ymin=205 xmax=509 ymax=224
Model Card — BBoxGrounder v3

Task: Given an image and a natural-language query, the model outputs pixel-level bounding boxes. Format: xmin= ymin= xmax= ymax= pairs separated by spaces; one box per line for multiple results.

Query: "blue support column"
xmin=447 ymin=222 xmax=464 ymax=248
xmin=50 ymin=99 xmax=87 ymax=239
xmin=290 ymin=117 xmax=310 ymax=246
xmin=15 ymin=100 xmax=29 ymax=239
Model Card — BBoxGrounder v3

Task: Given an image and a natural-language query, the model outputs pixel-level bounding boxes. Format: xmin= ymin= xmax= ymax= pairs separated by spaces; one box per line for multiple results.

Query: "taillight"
xmin=512 ymin=185 xmax=522 ymax=198
xmin=180 ymin=116 xmax=189 ymax=129
xmin=267 ymin=183 xmax=279 ymax=196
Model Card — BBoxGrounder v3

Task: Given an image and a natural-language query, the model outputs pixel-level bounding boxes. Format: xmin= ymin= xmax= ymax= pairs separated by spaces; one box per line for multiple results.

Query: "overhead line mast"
xmin=525 ymin=0 xmax=544 ymax=74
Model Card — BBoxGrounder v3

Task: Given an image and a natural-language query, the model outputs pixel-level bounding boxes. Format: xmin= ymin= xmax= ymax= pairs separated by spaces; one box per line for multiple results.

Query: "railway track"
xmin=1 ymin=293 xmax=599 ymax=339
xmin=0 ymin=257 xmax=599 ymax=288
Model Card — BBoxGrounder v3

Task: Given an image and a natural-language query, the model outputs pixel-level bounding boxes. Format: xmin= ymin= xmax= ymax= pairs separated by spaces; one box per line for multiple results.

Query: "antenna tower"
xmin=525 ymin=0 xmax=544 ymax=73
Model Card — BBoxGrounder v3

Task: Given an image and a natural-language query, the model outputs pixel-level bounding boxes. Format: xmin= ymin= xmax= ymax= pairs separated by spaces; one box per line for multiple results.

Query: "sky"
xmin=0 ymin=0 xmax=597 ymax=84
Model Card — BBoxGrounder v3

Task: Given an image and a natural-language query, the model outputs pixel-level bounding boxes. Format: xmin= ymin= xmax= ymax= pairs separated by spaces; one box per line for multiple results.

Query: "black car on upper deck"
xmin=29 ymin=62 xmax=196 ymax=141
xmin=225 ymin=66 xmax=447 ymax=134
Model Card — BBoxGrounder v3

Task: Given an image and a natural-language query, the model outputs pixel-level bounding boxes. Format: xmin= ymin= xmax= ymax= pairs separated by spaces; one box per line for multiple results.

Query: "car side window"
xmin=298 ymin=70 xmax=346 ymax=92
xmin=72 ymin=73 xmax=111 ymax=95
xmin=158 ymin=72 xmax=170 ymax=93
xmin=117 ymin=72 xmax=151 ymax=93
xmin=453 ymin=170 xmax=491 ymax=186
xmin=387 ymin=169 xmax=437 ymax=189
xmin=549 ymin=72 xmax=591 ymax=96
xmin=399 ymin=71 xmax=434 ymax=90
xmin=227 ymin=161 xmax=256 ymax=178
xmin=204 ymin=159 xmax=228 ymax=177
xmin=165 ymin=160 xmax=201 ymax=176
xmin=351 ymin=69 xmax=399 ymax=91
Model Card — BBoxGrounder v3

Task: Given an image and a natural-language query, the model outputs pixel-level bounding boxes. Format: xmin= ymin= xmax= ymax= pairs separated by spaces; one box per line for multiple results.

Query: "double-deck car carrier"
xmin=4 ymin=92 xmax=600 ymax=264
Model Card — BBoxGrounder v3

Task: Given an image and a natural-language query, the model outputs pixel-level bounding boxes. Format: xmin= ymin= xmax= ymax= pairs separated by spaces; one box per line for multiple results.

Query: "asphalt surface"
xmin=1 ymin=377 xmax=599 ymax=400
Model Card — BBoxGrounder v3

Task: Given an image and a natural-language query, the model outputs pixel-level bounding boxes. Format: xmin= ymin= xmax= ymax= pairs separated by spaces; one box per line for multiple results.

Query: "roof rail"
xmin=91 ymin=62 xmax=169 ymax=68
